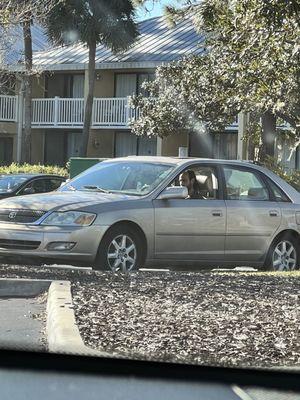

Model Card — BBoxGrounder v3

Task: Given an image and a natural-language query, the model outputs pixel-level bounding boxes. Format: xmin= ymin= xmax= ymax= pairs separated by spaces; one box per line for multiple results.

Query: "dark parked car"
xmin=0 ymin=174 xmax=66 ymax=199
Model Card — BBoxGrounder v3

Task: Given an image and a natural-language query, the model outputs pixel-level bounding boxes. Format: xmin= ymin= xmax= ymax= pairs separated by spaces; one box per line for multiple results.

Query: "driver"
xmin=179 ymin=170 xmax=205 ymax=199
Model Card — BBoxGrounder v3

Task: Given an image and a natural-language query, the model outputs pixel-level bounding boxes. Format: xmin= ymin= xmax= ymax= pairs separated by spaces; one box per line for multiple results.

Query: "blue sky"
xmin=136 ymin=0 xmax=179 ymax=21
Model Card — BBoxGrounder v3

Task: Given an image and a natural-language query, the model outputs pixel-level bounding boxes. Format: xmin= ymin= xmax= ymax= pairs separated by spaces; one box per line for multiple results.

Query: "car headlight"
xmin=41 ymin=211 xmax=96 ymax=226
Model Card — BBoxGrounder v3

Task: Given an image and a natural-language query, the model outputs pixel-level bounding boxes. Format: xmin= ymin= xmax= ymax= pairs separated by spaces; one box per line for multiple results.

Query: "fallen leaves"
xmin=71 ymin=271 xmax=300 ymax=369
xmin=0 ymin=265 xmax=299 ymax=368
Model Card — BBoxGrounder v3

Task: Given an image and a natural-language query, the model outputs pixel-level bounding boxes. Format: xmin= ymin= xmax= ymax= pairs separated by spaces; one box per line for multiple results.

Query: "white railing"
xmin=31 ymin=96 xmax=138 ymax=128
xmin=0 ymin=96 xmax=241 ymax=130
xmin=32 ymin=97 xmax=85 ymax=127
xmin=92 ymin=97 xmax=128 ymax=127
xmin=0 ymin=95 xmax=18 ymax=122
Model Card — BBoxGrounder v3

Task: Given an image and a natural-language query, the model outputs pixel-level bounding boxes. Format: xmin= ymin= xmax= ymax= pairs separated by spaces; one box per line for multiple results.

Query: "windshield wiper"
xmin=82 ymin=185 xmax=111 ymax=194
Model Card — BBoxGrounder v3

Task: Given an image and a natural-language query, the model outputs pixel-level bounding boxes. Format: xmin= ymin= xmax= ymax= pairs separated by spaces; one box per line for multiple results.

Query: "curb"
xmin=46 ymin=280 xmax=107 ymax=356
xmin=0 ymin=278 xmax=51 ymax=298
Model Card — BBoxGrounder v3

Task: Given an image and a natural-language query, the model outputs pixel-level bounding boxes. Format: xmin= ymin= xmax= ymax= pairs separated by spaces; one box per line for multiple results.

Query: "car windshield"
xmin=60 ymin=162 xmax=175 ymax=196
xmin=0 ymin=175 xmax=28 ymax=193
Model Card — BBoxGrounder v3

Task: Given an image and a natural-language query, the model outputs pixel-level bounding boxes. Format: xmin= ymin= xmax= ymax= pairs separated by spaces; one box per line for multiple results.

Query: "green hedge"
xmin=0 ymin=163 xmax=68 ymax=177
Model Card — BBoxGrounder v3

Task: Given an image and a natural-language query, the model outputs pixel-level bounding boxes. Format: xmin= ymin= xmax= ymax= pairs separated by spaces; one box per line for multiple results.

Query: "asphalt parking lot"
xmin=0 ymin=297 xmax=46 ymax=351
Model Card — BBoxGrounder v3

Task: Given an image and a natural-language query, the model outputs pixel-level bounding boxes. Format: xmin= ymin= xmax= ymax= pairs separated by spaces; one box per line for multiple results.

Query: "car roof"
xmin=0 ymin=173 xmax=65 ymax=178
xmin=107 ymin=156 xmax=257 ymax=167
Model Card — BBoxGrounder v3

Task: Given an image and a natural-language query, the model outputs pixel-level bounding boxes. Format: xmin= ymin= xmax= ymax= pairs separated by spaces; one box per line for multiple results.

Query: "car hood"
xmin=0 ymin=191 xmax=137 ymax=212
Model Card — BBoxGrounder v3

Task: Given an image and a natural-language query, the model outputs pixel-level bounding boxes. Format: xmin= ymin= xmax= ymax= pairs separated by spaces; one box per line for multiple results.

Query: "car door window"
xmin=266 ymin=178 xmax=291 ymax=202
xmin=223 ymin=167 xmax=269 ymax=201
xmin=21 ymin=179 xmax=48 ymax=194
xmin=45 ymin=178 xmax=64 ymax=192
xmin=168 ymin=165 xmax=219 ymax=199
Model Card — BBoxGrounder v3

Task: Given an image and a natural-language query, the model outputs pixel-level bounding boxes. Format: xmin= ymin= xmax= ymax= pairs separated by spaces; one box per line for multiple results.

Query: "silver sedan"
xmin=0 ymin=156 xmax=299 ymax=272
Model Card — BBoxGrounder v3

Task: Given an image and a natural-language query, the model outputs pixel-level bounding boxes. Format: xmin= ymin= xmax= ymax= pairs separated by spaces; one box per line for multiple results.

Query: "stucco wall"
xmin=161 ymin=132 xmax=189 ymax=157
xmin=32 ymin=76 xmax=45 ymax=98
xmin=45 ymin=73 xmax=65 ymax=98
xmin=92 ymin=71 xmax=115 ymax=97
xmin=31 ymin=130 xmax=45 ymax=164
xmin=87 ymin=130 xmax=114 ymax=158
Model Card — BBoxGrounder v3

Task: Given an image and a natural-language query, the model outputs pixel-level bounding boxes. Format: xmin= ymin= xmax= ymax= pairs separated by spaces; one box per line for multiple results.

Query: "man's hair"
xmin=183 ymin=170 xmax=197 ymax=182
xmin=181 ymin=170 xmax=201 ymax=192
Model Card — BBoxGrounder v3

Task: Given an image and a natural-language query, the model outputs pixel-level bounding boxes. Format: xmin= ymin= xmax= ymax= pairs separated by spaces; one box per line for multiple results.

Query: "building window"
xmin=115 ymin=131 xmax=157 ymax=157
xmin=115 ymin=73 xmax=155 ymax=98
xmin=0 ymin=137 xmax=13 ymax=165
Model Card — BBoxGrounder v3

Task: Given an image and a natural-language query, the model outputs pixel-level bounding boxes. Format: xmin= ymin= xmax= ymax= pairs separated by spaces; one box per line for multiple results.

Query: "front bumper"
xmin=0 ymin=223 xmax=110 ymax=263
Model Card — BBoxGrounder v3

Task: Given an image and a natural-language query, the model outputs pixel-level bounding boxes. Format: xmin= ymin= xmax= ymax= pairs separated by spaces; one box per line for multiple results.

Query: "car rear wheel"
xmin=265 ymin=235 xmax=299 ymax=271
xmin=95 ymin=225 xmax=145 ymax=272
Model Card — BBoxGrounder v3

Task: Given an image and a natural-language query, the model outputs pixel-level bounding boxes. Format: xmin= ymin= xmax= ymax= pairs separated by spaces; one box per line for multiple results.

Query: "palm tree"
xmin=45 ymin=0 xmax=139 ymax=156
xmin=2 ymin=0 xmax=57 ymax=163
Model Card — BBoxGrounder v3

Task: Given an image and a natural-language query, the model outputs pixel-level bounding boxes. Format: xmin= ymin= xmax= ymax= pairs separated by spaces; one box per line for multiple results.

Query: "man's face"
xmin=179 ymin=173 xmax=192 ymax=190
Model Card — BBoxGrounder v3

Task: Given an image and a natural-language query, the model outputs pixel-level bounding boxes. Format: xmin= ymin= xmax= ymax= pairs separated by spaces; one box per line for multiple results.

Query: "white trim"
xmin=10 ymin=61 xmax=164 ymax=73
xmin=31 ymin=125 xmax=128 ymax=130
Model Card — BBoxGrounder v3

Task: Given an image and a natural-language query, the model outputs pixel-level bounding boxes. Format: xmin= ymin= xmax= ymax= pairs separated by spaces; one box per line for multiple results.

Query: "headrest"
xmin=248 ymin=187 xmax=267 ymax=200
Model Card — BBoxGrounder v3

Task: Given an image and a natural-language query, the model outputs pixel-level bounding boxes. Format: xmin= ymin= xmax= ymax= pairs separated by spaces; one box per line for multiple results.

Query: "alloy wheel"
xmin=272 ymin=240 xmax=297 ymax=271
xmin=107 ymin=234 xmax=137 ymax=273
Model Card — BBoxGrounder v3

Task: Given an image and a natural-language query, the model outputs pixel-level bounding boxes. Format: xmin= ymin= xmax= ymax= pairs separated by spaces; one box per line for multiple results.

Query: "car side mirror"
xmin=157 ymin=186 xmax=188 ymax=200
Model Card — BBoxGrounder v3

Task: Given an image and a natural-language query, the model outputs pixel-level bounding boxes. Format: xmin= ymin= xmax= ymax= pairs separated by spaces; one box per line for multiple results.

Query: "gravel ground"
xmin=0 ymin=264 xmax=299 ymax=368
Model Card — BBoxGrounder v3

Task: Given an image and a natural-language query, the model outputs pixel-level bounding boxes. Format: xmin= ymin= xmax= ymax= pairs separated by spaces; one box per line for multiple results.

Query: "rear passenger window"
xmin=224 ymin=167 xmax=269 ymax=201
xmin=267 ymin=179 xmax=290 ymax=202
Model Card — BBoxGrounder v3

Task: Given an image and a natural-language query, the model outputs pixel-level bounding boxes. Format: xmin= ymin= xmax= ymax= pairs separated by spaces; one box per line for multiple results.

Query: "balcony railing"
xmin=31 ymin=96 xmax=138 ymax=129
xmin=0 ymin=95 xmax=18 ymax=122
xmin=32 ymin=97 xmax=85 ymax=127
xmin=0 ymin=95 xmax=252 ymax=131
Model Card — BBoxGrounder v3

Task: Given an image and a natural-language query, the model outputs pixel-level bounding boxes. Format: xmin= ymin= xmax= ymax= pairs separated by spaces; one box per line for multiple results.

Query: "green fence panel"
xmin=69 ymin=158 xmax=108 ymax=179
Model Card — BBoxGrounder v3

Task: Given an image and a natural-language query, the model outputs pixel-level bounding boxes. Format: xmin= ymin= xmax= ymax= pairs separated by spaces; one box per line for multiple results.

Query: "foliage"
xmin=131 ymin=0 xmax=300 ymax=148
xmin=45 ymin=0 xmax=139 ymax=51
xmin=259 ymin=156 xmax=300 ymax=191
xmin=0 ymin=163 xmax=68 ymax=177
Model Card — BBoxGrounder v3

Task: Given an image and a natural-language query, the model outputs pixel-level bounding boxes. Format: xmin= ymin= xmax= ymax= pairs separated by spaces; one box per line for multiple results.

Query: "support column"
xmin=83 ymin=67 xmax=90 ymax=156
xmin=156 ymin=136 xmax=162 ymax=156
xmin=17 ymin=78 xmax=25 ymax=163
xmin=237 ymin=112 xmax=249 ymax=160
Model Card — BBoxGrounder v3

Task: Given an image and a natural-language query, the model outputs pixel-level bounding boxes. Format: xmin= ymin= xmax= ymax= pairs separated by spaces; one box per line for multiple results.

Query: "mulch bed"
xmin=0 ymin=264 xmax=299 ymax=368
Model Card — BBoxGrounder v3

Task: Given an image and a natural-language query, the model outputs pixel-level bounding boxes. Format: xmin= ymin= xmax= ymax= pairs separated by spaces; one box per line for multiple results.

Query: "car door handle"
xmin=212 ymin=210 xmax=223 ymax=217
xmin=269 ymin=210 xmax=279 ymax=217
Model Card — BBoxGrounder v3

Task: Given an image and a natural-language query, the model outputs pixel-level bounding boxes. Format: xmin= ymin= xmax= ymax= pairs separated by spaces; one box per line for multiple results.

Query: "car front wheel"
xmin=95 ymin=225 xmax=144 ymax=272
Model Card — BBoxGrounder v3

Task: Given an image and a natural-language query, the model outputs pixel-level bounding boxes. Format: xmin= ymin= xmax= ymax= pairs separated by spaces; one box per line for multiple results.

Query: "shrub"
xmin=259 ymin=156 xmax=300 ymax=191
xmin=0 ymin=163 xmax=68 ymax=177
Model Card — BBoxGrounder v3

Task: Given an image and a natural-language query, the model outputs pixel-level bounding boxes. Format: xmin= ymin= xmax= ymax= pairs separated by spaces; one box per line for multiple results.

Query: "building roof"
xmin=32 ymin=16 xmax=204 ymax=71
xmin=0 ymin=25 xmax=50 ymax=66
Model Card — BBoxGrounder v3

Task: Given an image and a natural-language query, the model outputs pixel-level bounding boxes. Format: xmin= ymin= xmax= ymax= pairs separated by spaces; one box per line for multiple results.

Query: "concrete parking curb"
xmin=0 ymin=278 xmax=51 ymax=298
xmin=46 ymin=280 xmax=107 ymax=356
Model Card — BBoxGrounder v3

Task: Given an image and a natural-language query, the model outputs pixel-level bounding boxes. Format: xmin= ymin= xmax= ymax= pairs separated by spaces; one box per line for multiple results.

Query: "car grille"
xmin=0 ymin=209 xmax=46 ymax=223
xmin=0 ymin=239 xmax=41 ymax=250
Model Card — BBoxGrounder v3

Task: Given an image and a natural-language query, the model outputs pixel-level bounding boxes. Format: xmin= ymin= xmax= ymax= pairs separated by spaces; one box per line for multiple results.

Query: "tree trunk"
xmin=259 ymin=111 xmax=276 ymax=162
xmin=247 ymin=138 xmax=256 ymax=161
xmin=81 ymin=41 xmax=96 ymax=156
xmin=22 ymin=18 xmax=33 ymax=163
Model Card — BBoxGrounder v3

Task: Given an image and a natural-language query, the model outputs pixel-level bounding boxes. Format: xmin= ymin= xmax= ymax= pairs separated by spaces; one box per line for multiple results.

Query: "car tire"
xmin=94 ymin=225 xmax=145 ymax=272
xmin=264 ymin=233 xmax=299 ymax=271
